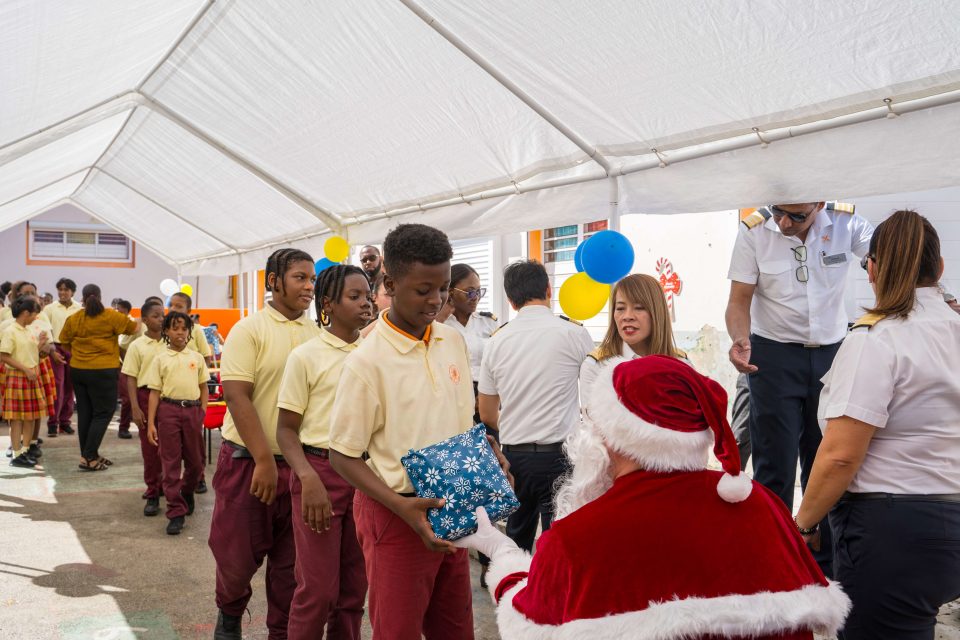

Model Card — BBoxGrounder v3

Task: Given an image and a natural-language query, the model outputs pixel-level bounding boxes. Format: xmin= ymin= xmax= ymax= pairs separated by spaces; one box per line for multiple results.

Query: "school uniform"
xmin=1 ymin=316 xmax=57 ymax=421
xmin=121 ymin=335 xmax=166 ymax=499
xmin=117 ymin=316 xmax=144 ymax=435
xmin=277 ymin=330 xmax=366 ymax=640
xmin=143 ymin=347 xmax=208 ymax=519
xmin=329 ymin=312 xmax=475 ymax=640
xmin=1 ymin=322 xmax=46 ymax=421
xmin=209 ymin=304 xmax=320 ymax=638
xmin=42 ymin=299 xmax=82 ymax=432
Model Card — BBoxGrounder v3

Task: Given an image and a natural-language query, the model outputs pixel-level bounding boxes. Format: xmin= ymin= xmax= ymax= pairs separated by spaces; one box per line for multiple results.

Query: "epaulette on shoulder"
xmin=827 ymin=201 xmax=856 ymax=214
xmin=478 ymin=311 xmax=498 ymax=322
xmin=851 ymin=312 xmax=885 ymax=331
xmin=491 ymin=321 xmax=509 ymax=336
xmin=586 ymin=346 xmax=604 ymax=361
xmin=741 ymin=209 xmax=769 ymax=230
xmin=559 ymin=315 xmax=583 ymax=326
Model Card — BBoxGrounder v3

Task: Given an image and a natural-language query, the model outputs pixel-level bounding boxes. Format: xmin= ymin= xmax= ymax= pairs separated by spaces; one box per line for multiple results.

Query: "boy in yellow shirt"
xmin=329 ymin=224 xmax=477 ymax=639
xmin=144 ymin=311 xmax=209 ymax=536
xmin=120 ymin=299 xmax=166 ymax=516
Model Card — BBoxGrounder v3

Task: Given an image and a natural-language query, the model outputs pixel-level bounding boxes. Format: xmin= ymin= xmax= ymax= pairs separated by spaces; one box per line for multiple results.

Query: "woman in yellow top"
xmin=579 ymin=273 xmax=686 ymax=396
xmin=59 ymin=284 xmax=138 ymax=471
xmin=1 ymin=296 xmax=46 ymax=468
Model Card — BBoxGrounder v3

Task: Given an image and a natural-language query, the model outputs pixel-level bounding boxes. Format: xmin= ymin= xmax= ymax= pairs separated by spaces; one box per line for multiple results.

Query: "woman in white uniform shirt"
xmin=443 ymin=264 xmax=497 ymax=418
xmin=579 ymin=273 xmax=686 ymax=395
xmin=795 ymin=210 xmax=960 ymax=640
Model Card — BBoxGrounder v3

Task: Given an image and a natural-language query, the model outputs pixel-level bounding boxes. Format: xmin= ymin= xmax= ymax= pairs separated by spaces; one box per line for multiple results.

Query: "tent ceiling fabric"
xmin=2 ymin=0 xmax=960 ymax=275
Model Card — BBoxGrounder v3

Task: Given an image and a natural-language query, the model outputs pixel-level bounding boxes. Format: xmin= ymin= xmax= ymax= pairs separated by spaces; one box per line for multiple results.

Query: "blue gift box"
xmin=401 ymin=424 xmax=520 ymax=541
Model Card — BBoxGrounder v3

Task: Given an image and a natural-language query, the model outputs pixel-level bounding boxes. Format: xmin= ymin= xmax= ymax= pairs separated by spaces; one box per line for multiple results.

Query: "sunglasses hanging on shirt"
xmin=792 ymin=246 xmax=809 ymax=283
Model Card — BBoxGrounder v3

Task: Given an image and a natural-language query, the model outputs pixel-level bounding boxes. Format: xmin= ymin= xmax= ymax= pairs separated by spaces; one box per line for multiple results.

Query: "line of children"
xmin=209 ymin=249 xmax=321 ymax=639
xmin=144 ymin=311 xmax=209 ymax=536
xmin=120 ymin=299 xmax=167 ymax=516
xmin=276 ymin=264 xmax=372 ymax=640
xmin=329 ymin=224 xmax=478 ymax=639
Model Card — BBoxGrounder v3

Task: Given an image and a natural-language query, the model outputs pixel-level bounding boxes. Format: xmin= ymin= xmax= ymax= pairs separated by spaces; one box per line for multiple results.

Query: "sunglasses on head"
xmin=769 ymin=205 xmax=814 ymax=223
xmin=860 ymin=254 xmax=874 ymax=271
xmin=452 ymin=287 xmax=486 ymax=301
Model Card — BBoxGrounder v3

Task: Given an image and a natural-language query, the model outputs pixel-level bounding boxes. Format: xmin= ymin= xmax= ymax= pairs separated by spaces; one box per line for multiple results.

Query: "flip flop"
xmin=79 ymin=459 xmax=107 ymax=471
xmin=98 ymin=457 xmax=113 ymax=466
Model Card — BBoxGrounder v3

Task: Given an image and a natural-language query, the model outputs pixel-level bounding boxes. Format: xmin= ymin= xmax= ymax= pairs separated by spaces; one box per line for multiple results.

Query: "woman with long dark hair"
xmin=58 ymin=284 xmax=137 ymax=471
xmin=795 ymin=210 xmax=960 ymax=639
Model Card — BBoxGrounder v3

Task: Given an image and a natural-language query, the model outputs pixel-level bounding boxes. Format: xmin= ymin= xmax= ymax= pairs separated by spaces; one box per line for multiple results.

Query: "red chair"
xmin=203 ymin=369 xmax=225 ymax=464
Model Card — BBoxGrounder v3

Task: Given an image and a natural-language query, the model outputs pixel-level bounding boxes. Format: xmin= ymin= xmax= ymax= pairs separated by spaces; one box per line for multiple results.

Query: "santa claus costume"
xmin=459 ymin=355 xmax=850 ymax=640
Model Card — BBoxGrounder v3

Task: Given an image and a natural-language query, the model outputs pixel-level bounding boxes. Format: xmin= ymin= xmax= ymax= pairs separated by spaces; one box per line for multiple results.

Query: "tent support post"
xmin=608 ymin=177 xmax=621 ymax=232
xmin=398 ymin=0 xmax=611 ymax=176
xmin=140 ymin=95 xmax=343 ymax=234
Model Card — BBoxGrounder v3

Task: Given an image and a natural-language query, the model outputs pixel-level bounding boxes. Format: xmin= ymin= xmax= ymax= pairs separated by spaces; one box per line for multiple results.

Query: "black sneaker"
xmin=118 ymin=431 xmax=133 ymax=439
xmin=196 ymin=479 xmax=208 ymax=494
xmin=143 ymin=497 xmax=160 ymax=517
xmin=28 ymin=443 xmax=42 ymax=459
xmin=60 ymin=425 xmax=75 ymax=435
xmin=47 ymin=428 xmax=58 ymax=438
xmin=182 ymin=492 xmax=195 ymax=516
xmin=10 ymin=453 xmax=36 ymax=468
xmin=166 ymin=516 xmax=185 ymax=535
xmin=36 ymin=437 xmax=43 ymax=446
xmin=214 ymin=610 xmax=242 ymax=640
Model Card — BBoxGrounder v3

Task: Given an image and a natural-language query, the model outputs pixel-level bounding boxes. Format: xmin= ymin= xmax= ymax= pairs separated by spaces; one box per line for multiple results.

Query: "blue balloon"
xmin=580 ymin=230 xmax=635 ymax=284
xmin=315 ymin=257 xmax=336 ymax=274
xmin=573 ymin=242 xmax=586 ymax=272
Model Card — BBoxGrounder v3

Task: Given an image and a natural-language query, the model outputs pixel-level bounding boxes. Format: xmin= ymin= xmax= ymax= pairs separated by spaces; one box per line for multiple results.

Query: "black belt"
xmin=399 ymin=492 xmax=417 ymax=498
xmin=751 ymin=334 xmax=841 ymax=350
xmin=161 ymin=397 xmax=201 ymax=407
xmin=223 ymin=439 xmax=285 ymax=462
xmin=842 ymin=491 xmax=960 ymax=503
xmin=302 ymin=445 xmax=329 ymax=458
xmin=502 ymin=442 xmax=564 ymax=453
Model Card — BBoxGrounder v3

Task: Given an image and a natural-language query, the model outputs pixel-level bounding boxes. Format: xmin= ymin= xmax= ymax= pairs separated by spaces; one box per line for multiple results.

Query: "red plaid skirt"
xmin=2 ymin=367 xmax=47 ymax=421
xmin=39 ymin=357 xmax=57 ymax=418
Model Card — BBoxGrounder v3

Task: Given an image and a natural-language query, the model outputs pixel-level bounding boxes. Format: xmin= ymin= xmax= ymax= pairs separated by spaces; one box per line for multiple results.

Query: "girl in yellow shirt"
xmin=1 ymin=296 xmax=45 ymax=468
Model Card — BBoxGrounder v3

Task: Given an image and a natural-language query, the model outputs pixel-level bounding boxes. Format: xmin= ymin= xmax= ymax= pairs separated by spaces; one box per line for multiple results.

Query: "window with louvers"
xmin=30 ymin=226 xmax=131 ymax=262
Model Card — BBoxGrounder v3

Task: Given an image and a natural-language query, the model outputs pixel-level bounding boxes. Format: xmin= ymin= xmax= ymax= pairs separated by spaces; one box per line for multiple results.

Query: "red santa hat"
xmin=587 ymin=354 xmax=753 ymax=503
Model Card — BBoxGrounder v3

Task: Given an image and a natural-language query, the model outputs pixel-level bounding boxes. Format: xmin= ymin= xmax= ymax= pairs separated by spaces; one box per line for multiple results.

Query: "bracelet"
xmin=794 ymin=517 xmax=818 ymax=535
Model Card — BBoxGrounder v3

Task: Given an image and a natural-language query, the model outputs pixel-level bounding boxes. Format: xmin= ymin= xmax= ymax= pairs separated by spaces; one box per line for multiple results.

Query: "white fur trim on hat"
xmin=495 ymin=579 xmax=851 ymax=640
xmin=587 ymin=358 xmax=712 ymax=472
xmin=717 ymin=471 xmax=753 ymax=503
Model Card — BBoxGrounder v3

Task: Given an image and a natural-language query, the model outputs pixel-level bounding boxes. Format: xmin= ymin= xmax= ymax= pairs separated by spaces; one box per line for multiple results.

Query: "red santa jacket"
xmin=488 ymin=469 xmax=850 ymax=640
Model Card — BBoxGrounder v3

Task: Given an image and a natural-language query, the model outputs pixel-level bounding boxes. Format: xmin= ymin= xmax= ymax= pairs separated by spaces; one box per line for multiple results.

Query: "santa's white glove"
xmin=453 ymin=507 xmax=518 ymax=559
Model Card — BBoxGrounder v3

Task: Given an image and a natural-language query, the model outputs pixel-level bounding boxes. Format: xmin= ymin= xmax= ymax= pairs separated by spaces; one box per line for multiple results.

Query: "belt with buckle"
xmin=223 ymin=439 xmax=285 ymax=462
xmin=502 ymin=442 xmax=564 ymax=453
xmin=302 ymin=445 xmax=329 ymax=458
xmin=161 ymin=397 xmax=202 ymax=407
xmin=842 ymin=491 xmax=960 ymax=503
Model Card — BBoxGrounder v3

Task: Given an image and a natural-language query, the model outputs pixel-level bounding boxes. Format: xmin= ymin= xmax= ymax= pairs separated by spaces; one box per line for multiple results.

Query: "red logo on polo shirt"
xmin=449 ymin=364 xmax=461 ymax=384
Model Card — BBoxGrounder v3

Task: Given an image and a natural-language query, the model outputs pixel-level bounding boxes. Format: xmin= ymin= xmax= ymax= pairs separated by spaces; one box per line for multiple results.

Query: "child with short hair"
xmin=2 ymin=296 xmax=47 ymax=468
xmin=144 ymin=311 xmax=209 ymax=536
xmin=329 ymin=224 xmax=477 ymax=639
xmin=121 ymin=299 xmax=167 ymax=516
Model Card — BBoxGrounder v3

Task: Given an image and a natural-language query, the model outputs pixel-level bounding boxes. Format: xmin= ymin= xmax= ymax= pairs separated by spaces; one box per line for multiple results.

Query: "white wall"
xmin=0 ymin=203 xmax=231 ymax=308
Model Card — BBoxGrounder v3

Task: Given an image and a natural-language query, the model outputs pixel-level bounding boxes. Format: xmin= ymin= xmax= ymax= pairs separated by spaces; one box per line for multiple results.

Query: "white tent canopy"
xmin=3 ymin=0 xmax=960 ymax=275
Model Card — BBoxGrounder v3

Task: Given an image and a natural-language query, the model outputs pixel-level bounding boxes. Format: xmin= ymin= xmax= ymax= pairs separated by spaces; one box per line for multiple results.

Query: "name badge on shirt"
xmin=821 ymin=252 xmax=848 ymax=267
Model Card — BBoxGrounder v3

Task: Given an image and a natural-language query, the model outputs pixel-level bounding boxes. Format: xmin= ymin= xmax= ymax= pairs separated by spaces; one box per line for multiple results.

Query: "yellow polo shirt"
xmin=0 ymin=322 xmax=40 ymax=368
xmin=143 ymin=347 xmax=209 ymax=401
xmin=0 ymin=307 xmax=11 ymax=324
xmin=277 ymin=330 xmax=361 ymax=449
xmin=188 ymin=324 xmax=212 ymax=358
xmin=42 ymin=300 xmax=83 ymax=343
xmin=121 ymin=335 xmax=166 ymax=387
xmin=329 ymin=311 xmax=475 ymax=494
xmin=119 ymin=317 xmax=145 ymax=352
xmin=0 ymin=316 xmax=53 ymax=346
xmin=220 ymin=305 xmax=321 ymax=454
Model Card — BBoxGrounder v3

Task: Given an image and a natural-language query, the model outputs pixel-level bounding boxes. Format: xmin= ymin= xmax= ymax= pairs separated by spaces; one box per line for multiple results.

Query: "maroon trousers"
xmin=209 ymin=445 xmax=295 ymax=639
xmin=118 ymin=373 xmax=132 ymax=433
xmin=136 ymin=387 xmax=162 ymax=498
xmin=156 ymin=402 xmax=204 ymax=519
xmin=50 ymin=345 xmax=75 ymax=429
xmin=354 ymin=491 xmax=474 ymax=640
xmin=287 ymin=452 xmax=367 ymax=640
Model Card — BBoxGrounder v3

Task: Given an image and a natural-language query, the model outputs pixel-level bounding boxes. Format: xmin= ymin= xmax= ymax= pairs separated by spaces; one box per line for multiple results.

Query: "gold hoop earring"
xmin=320 ymin=310 xmax=330 ymax=326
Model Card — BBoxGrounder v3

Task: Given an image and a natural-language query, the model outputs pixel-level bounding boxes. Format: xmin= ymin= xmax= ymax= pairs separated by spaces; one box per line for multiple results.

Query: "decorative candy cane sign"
xmin=656 ymin=258 xmax=683 ymax=322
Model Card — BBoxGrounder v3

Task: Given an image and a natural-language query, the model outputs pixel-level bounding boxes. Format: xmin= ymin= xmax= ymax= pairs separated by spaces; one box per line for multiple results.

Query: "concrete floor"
xmin=1 ymin=422 xmax=957 ymax=639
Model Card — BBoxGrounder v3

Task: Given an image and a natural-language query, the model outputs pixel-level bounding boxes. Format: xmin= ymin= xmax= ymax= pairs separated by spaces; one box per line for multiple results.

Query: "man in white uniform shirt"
xmin=478 ymin=260 xmax=594 ymax=555
xmin=725 ymin=201 xmax=873 ymax=577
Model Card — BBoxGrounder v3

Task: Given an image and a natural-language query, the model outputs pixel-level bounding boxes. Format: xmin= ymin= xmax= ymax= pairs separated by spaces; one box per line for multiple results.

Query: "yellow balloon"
xmin=324 ymin=236 xmax=350 ymax=263
xmin=179 ymin=283 xmax=193 ymax=297
xmin=559 ymin=272 xmax=610 ymax=321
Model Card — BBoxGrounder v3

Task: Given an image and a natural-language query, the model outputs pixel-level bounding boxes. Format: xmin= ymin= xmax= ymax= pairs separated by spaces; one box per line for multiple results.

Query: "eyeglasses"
xmin=452 ymin=287 xmax=486 ymax=301
xmin=792 ymin=246 xmax=809 ymax=283
xmin=770 ymin=205 xmax=815 ymax=223
xmin=860 ymin=254 xmax=874 ymax=271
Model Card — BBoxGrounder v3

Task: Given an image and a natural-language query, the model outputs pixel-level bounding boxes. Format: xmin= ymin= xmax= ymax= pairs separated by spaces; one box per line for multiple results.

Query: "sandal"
xmin=98 ymin=457 xmax=113 ymax=467
xmin=79 ymin=458 xmax=107 ymax=471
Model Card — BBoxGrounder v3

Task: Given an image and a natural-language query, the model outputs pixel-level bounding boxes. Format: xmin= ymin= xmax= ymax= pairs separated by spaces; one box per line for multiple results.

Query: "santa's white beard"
xmin=553 ymin=423 xmax=614 ymax=521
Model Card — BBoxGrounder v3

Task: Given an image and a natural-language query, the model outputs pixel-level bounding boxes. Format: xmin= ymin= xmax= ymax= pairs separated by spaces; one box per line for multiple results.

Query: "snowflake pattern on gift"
xmin=401 ymin=424 xmax=520 ymax=541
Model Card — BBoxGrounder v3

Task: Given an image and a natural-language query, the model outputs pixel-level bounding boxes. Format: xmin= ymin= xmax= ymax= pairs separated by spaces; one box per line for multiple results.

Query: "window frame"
xmin=26 ymin=222 xmax=136 ymax=268
xmin=542 ymin=219 xmax=608 ymax=264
